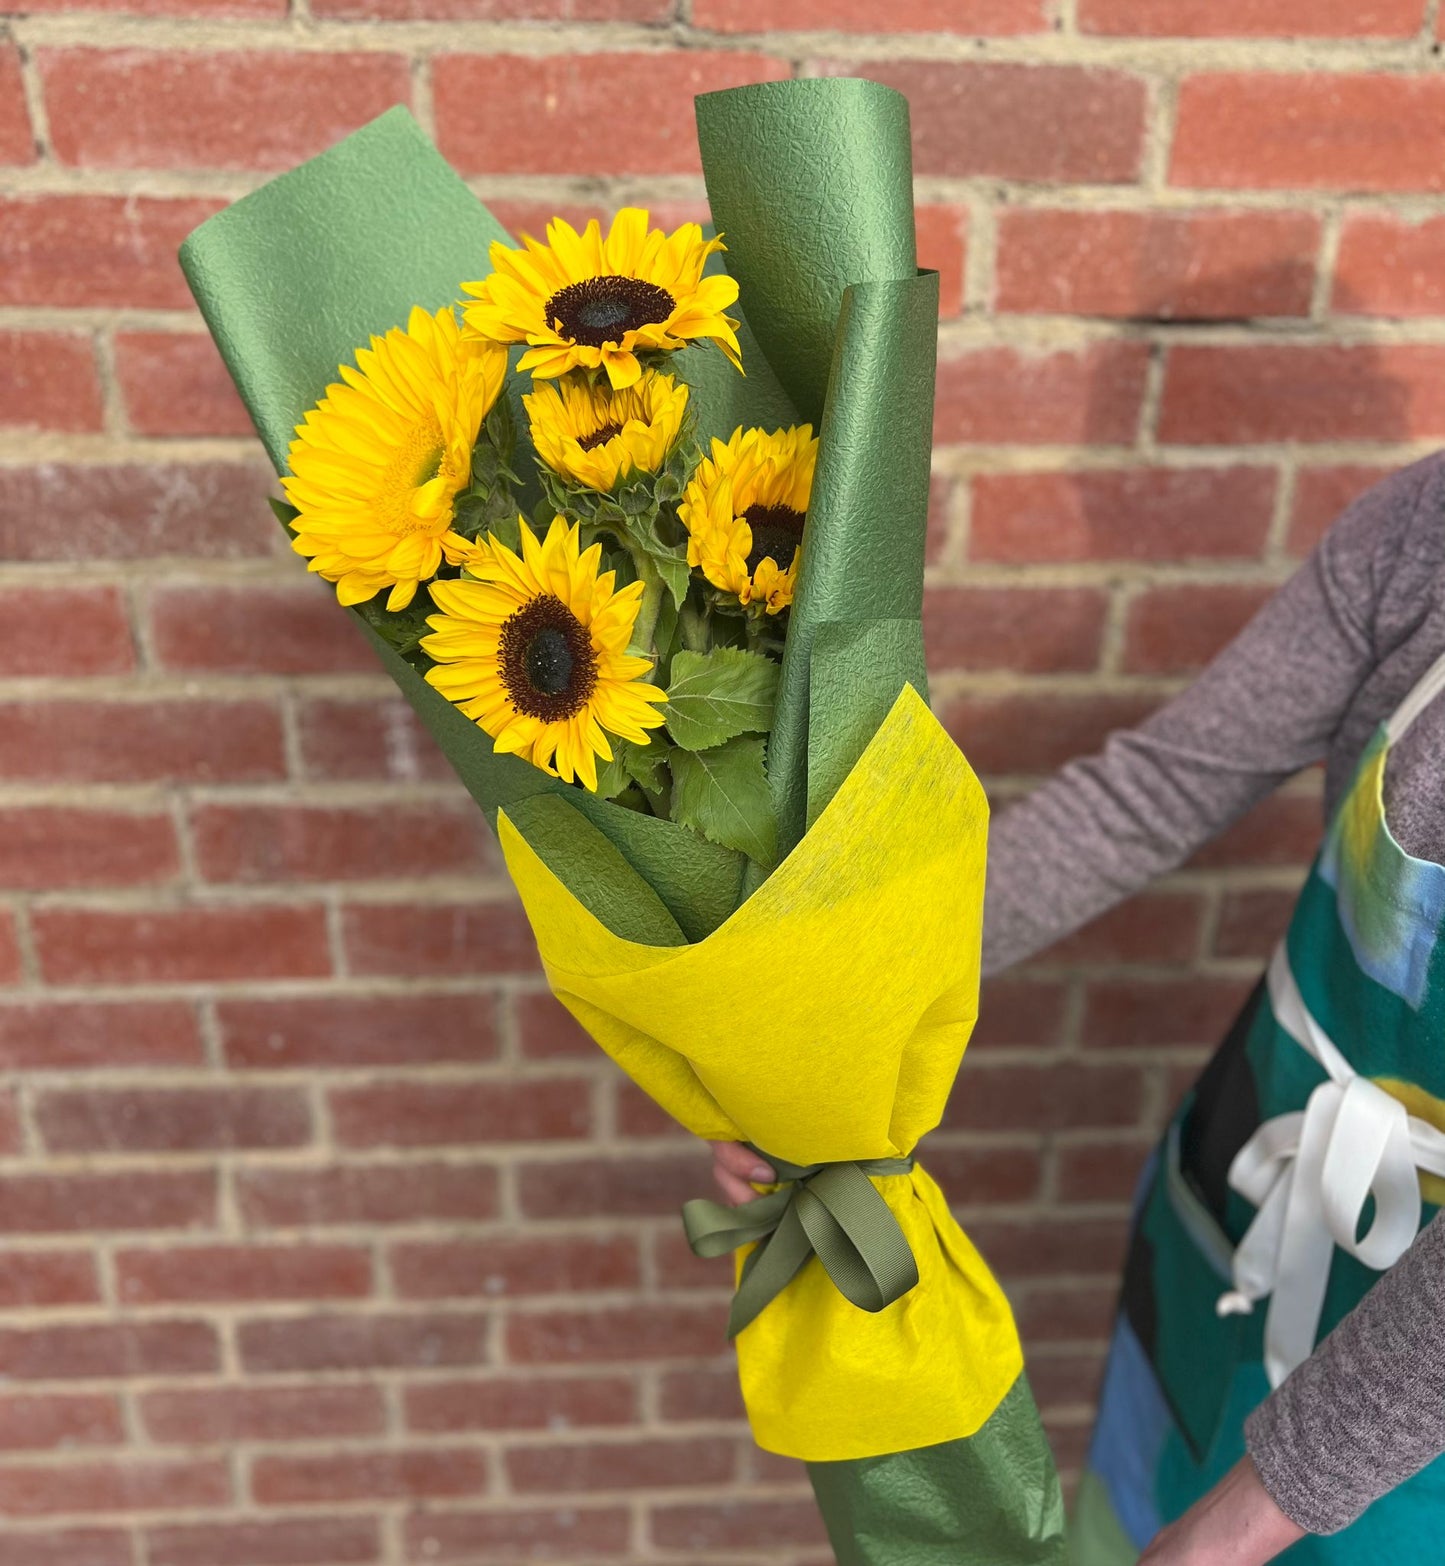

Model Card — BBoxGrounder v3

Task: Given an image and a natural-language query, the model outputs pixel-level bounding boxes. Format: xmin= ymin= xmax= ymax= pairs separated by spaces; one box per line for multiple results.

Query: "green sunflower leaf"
xmin=649 ymin=548 xmax=692 ymax=614
xmin=669 ymin=735 xmax=777 ymax=868
xmin=619 ymin=734 xmax=670 ymax=794
xmin=663 ymin=647 xmax=779 ymax=752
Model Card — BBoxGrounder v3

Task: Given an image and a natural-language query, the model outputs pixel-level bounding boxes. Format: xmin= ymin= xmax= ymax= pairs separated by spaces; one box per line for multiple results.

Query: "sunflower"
xmin=422 ymin=517 xmax=668 ymax=791
xmin=524 ymin=370 xmax=689 ymax=492
xmin=679 ymin=425 xmax=818 ymax=614
xmin=282 ymin=306 xmax=506 ymax=611
xmin=460 ymin=208 xmax=743 ymax=391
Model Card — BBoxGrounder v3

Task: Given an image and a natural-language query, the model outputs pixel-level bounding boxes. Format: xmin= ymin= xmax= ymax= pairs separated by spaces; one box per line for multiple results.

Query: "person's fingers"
xmin=709 ymin=1140 xmax=774 ymax=1205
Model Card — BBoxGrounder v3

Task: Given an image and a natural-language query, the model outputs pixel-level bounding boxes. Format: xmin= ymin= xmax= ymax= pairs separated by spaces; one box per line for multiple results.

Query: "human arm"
xmin=981 ymin=459 xmax=1437 ymax=974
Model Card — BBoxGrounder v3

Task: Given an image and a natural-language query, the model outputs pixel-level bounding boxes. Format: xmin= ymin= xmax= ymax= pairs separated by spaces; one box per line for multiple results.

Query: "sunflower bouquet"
xmin=181 ymin=78 xmax=1066 ymax=1566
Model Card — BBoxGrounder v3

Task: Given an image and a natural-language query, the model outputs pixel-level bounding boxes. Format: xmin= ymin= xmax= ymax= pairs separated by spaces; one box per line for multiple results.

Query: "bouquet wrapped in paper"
xmin=180 ymin=77 xmax=1066 ymax=1565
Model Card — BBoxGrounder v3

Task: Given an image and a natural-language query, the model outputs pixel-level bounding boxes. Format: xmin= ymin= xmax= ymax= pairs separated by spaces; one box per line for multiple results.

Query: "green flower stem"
xmin=679 ymin=599 xmax=711 ymax=654
xmin=627 ymin=549 xmax=667 ymax=669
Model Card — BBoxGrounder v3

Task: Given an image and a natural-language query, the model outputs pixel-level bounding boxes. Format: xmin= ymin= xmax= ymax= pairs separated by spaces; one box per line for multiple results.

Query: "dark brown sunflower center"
xmin=499 ymin=594 xmax=598 ymax=722
xmin=546 ymin=276 xmax=675 ymax=348
xmin=743 ymin=505 xmax=806 ymax=577
xmin=576 ymin=421 xmax=624 ymax=453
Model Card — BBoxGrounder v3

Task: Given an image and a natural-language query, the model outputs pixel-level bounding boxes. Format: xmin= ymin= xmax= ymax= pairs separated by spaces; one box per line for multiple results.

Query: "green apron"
xmin=1073 ymin=649 xmax=1445 ymax=1563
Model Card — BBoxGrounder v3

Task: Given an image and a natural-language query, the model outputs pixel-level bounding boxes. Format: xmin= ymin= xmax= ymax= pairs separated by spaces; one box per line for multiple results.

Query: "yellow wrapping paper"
xmin=499 ymin=687 xmax=1023 ymax=1460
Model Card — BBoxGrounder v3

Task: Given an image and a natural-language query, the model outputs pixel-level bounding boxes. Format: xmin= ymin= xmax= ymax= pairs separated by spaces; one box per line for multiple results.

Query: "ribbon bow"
xmin=1216 ymin=946 xmax=1445 ymax=1386
xmin=682 ymin=1150 xmax=920 ymax=1339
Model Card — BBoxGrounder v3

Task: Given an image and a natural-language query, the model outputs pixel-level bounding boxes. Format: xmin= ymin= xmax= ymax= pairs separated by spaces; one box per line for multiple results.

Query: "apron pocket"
xmin=1122 ymin=1120 xmax=1245 ymax=1466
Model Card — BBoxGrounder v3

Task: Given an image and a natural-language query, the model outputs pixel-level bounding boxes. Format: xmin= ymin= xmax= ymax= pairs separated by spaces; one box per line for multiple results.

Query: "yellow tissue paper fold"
xmin=498 ymin=686 xmax=1022 ymax=1461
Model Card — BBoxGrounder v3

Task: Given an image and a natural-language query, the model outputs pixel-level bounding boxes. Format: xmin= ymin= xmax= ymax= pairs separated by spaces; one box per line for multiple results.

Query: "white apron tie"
xmin=1215 ymin=944 xmax=1445 ymax=1387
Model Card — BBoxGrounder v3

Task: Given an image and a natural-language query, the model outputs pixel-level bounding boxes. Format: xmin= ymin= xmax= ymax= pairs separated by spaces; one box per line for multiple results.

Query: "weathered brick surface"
xmin=0 ymin=0 xmax=1423 ymax=1548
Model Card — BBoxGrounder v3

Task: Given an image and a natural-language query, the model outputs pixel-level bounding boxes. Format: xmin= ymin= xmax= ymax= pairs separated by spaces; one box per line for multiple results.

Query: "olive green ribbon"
xmin=682 ymin=1148 xmax=920 ymax=1339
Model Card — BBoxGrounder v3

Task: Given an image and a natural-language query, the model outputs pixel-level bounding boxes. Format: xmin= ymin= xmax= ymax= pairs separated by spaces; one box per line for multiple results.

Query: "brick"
xmin=1159 ymin=344 xmax=1445 ymax=444
xmin=0 ymin=463 xmax=277 ymax=561
xmin=404 ymin=1374 xmax=637 ymax=1433
xmin=405 ymin=1506 xmax=631 ymax=1561
xmin=0 ymin=699 xmax=283 ymax=784
xmin=41 ymin=49 xmax=412 ymax=171
xmin=33 ymin=905 xmax=330 ymax=985
xmin=0 ymin=919 xmax=18 ymax=988
xmin=317 ymin=0 xmax=665 ymax=12
xmin=935 ymin=342 xmax=1150 ymax=445
xmin=516 ymin=1150 xmax=707 ymax=1219
xmin=0 ymin=1092 xmax=24 ymax=1157
xmin=193 ymin=801 xmax=494 ymax=883
xmin=252 ymin=1447 xmax=488 ymax=1505
xmin=0 ymin=332 xmax=103 ymax=432
xmin=943 ymin=1061 xmax=1147 ymax=1133
xmin=971 ymin=1215 xmax=1129 ymax=1279
xmin=832 ymin=60 xmax=1145 ymax=183
xmin=434 ymin=53 xmax=789 ymax=176
xmin=390 ymin=1234 xmax=640 ymax=1299
xmin=330 ymin=1078 xmax=591 ymax=1148
xmin=1214 ymin=888 xmax=1298 ymax=960
xmin=1334 ymin=215 xmax=1445 ymax=318
xmin=1188 ymin=791 xmax=1322 ymax=867
xmin=0 ymin=1170 xmax=215 ymax=1233
xmin=0 ymin=1254 xmax=100 ymax=1310
xmin=1081 ymin=0 xmax=1421 ymax=34
xmin=1289 ymin=465 xmax=1395 ymax=556
xmin=146 ymin=1517 xmax=379 ymax=1566
xmin=0 ymin=42 xmax=34 ymax=165
xmin=149 ymin=581 xmax=370 ymax=675
xmin=219 ymin=992 xmax=499 ymax=1070
xmin=0 ymin=586 xmax=134 ymax=677
xmin=970 ymin=466 xmax=1276 ymax=564
xmin=996 ymin=209 xmax=1318 ymax=320
xmin=916 ymin=204 xmax=968 ymax=318
xmin=0 ymin=1458 xmax=228 ymax=1516
xmin=973 ymin=976 xmax=1070 ymax=1050
xmin=0 ymin=1001 xmax=201 ymax=1070
xmin=941 ymin=692 xmax=1159 ymax=776
xmin=506 ymin=1435 xmax=735 ymax=1493
xmin=139 ymin=1385 xmax=384 ymax=1444
xmin=1039 ymin=891 xmax=1205 ymax=965
xmin=1055 ymin=1137 xmax=1157 ymax=1205
xmin=506 ymin=1301 xmax=726 ymax=1364
xmin=0 ymin=808 xmax=178 ymax=891
xmin=298 ymin=695 xmax=452 ymax=781
xmin=0 ymin=1321 xmax=218 ymax=1380
xmin=116 ymin=1244 xmax=371 ymax=1304
xmin=21 ymin=0 xmax=282 ymax=10
xmin=236 ymin=1161 xmax=499 ymax=1228
xmin=0 ymin=1533 xmax=130 ymax=1566
xmin=1171 ymin=74 xmax=1445 ymax=193
xmin=1121 ymin=582 xmax=1274 ymax=675
xmin=1011 ymin=1279 xmax=1118 ymax=1343
xmin=1080 ymin=975 xmax=1256 ymax=1049
xmin=615 ymin=1081 xmax=686 ymax=1139
xmin=36 ymin=1086 xmax=311 ymax=1153
xmin=698 ymin=0 xmax=1043 ymax=28
xmin=0 ymin=1394 xmax=122 ymax=1451
xmin=0 ymin=195 xmax=222 ymax=309
xmin=114 ymin=333 xmax=252 ymax=437
xmin=652 ymin=1497 xmax=827 ymax=1552
xmin=925 ymin=585 xmax=1107 ymax=674
xmin=515 ymin=991 xmax=594 ymax=1059
xmin=340 ymin=900 xmax=539 ymax=977
xmin=658 ymin=1364 xmax=744 ymax=1423
xmin=238 ymin=1311 xmax=489 ymax=1374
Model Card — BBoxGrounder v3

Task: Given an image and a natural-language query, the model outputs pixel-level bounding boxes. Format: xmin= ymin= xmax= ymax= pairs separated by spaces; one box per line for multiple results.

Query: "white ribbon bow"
xmin=1216 ymin=945 xmax=1445 ymax=1388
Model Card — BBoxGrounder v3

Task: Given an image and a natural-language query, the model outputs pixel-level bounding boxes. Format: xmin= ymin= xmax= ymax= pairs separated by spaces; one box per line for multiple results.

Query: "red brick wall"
xmin=0 ymin=1 xmax=1436 ymax=1560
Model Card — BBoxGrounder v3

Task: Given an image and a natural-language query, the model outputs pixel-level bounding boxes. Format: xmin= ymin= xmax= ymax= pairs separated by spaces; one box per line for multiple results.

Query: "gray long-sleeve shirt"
xmin=980 ymin=452 xmax=1445 ymax=1536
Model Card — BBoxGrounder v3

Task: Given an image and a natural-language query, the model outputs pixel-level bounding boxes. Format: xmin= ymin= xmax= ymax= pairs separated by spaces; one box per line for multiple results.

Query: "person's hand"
xmin=1138 ymin=1457 xmax=1305 ymax=1565
xmin=709 ymin=1141 xmax=775 ymax=1205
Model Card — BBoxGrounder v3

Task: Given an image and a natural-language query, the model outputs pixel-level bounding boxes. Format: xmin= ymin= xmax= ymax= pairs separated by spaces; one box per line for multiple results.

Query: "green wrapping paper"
xmin=180 ymin=80 xmax=1066 ymax=1565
